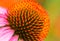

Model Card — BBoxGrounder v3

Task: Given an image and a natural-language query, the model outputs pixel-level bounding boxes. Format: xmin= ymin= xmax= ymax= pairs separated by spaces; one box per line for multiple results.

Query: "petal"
xmin=0 ymin=18 xmax=9 ymax=26
xmin=0 ymin=7 xmax=7 ymax=15
xmin=0 ymin=7 xmax=8 ymax=27
xmin=9 ymin=35 xmax=19 ymax=41
xmin=0 ymin=7 xmax=7 ymax=18
xmin=0 ymin=27 xmax=14 ymax=41
xmin=0 ymin=27 xmax=10 ymax=34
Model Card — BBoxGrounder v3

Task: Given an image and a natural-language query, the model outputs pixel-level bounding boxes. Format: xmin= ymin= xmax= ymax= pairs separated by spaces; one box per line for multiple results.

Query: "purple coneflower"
xmin=0 ymin=0 xmax=49 ymax=41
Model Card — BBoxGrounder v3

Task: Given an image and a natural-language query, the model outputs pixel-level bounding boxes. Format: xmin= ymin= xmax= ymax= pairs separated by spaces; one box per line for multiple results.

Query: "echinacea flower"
xmin=0 ymin=0 xmax=50 ymax=41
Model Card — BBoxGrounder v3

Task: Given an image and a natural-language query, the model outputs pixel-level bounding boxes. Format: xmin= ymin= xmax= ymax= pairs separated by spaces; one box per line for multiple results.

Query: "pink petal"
xmin=10 ymin=35 xmax=19 ymax=41
xmin=0 ymin=18 xmax=9 ymax=26
xmin=0 ymin=7 xmax=7 ymax=15
xmin=0 ymin=27 xmax=10 ymax=34
xmin=0 ymin=27 xmax=14 ymax=41
xmin=0 ymin=7 xmax=7 ymax=18
xmin=0 ymin=7 xmax=8 ymax=26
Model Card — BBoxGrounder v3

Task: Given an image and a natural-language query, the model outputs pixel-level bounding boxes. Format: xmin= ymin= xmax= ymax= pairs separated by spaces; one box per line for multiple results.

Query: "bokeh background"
xmin=38 ymin=0 xmax=60 ymax=41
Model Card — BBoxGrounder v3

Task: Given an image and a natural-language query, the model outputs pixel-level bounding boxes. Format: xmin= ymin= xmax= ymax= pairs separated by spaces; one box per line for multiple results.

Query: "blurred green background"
xmin=38 ymin=0 xmax=60 ymax=41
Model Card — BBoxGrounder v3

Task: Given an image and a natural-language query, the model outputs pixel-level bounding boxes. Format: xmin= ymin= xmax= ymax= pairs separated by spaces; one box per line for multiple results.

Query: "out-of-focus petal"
xmin=0 ymin=7 xmax=7 ymax=14
xmin=0 ymin=27 xmax=14 ymax=41
xmin=0 ymin=27 xmax=10 ymax=34
xmin=0 ymin=18 xmax=9 ymax=26
xmin=0 ymin=7 xmax=8 ymax=26
xmin=0 ymin=7 xmax=7 ymax=18
xmin=9 ymin=35 xmax=19 ymax=41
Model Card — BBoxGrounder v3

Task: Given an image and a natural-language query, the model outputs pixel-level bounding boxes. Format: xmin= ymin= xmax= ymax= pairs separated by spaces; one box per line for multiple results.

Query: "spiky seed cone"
xmin=6 ymin=0 xmax=50 ymax=41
